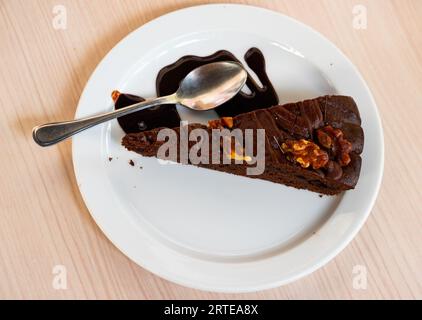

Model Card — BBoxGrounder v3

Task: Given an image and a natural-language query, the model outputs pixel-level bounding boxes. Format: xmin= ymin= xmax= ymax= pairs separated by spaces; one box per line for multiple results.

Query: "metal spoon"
xmin=33 ymin=61 xmax=247 ymax=146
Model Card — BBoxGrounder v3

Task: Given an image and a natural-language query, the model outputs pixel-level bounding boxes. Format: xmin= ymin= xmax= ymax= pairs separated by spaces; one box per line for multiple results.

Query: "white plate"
xmin=73 ymin=4 xmax=384 ymax=292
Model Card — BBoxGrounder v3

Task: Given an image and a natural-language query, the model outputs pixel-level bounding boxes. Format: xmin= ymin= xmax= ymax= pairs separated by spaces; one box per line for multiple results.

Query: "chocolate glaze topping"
xmin=114 ymin=48 xmax=278 ymax=133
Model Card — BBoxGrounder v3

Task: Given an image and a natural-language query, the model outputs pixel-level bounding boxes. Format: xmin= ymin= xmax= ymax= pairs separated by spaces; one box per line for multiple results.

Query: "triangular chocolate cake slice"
xmin=122 ymin=95 xmax=364 ymax=195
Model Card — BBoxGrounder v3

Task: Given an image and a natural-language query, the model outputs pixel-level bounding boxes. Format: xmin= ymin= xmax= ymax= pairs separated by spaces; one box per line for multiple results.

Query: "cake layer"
xmin=122 ymin=95 xmax=364 ymax=195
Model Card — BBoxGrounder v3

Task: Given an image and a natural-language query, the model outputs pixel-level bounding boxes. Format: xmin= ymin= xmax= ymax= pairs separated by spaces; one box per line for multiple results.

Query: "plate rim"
xmin=72 ymin=3 xmax=384 ymax=292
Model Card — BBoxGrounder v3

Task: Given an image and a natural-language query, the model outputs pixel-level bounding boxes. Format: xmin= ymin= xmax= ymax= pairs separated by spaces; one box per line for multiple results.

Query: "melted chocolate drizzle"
xmin=114 ymin=93 xmax=180 ymax=134
xmin=114 ymin=47 xmax=278 ymax=133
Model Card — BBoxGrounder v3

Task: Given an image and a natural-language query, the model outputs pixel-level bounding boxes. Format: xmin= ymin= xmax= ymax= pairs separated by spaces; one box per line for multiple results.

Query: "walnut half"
xmin=208 ymin=117 xmax=234 ymax=129
xmin=317 ymin=126 xmax=352 ymax=166
xmin=281 ymin=139 xmax=329 ymax=169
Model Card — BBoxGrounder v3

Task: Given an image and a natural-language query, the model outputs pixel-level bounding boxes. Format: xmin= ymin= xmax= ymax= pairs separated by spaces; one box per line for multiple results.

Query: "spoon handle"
xmin=32 ymin=94 xmax=177 ymax=147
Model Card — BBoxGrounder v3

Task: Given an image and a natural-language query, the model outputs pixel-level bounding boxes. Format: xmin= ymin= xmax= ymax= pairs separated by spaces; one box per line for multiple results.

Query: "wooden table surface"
xmin=1 ymin=0 xmax=421 ymax=299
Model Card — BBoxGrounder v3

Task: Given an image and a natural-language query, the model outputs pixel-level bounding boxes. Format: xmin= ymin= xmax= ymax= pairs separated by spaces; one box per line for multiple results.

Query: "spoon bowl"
xmin=176 ymin=61 xmax=247 ymax=110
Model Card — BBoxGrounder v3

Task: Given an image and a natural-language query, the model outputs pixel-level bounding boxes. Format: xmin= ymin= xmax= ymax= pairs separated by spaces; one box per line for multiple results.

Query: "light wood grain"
xmin=0 ymin=0 xmax=421 ymax=299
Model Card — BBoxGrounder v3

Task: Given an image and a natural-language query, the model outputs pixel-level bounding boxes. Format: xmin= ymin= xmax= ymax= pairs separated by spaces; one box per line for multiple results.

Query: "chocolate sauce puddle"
xmin=114 ymin=47 xmax=278 ymax=133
